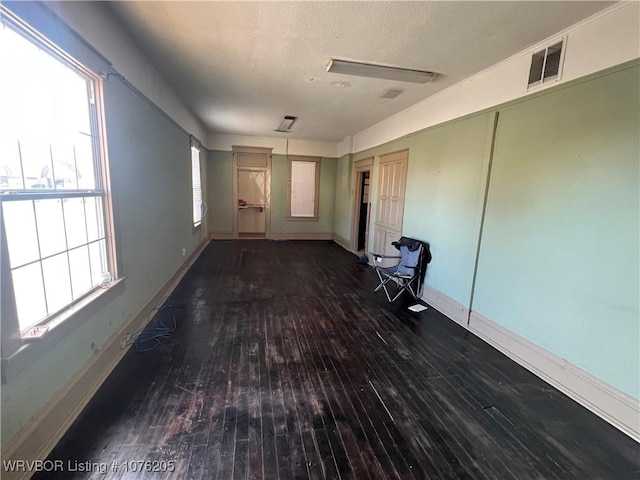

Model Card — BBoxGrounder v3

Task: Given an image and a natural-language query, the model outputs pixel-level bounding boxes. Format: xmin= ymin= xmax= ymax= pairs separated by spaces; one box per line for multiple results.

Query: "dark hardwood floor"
xmin=35 ymin=240 xmax=639 ymax=479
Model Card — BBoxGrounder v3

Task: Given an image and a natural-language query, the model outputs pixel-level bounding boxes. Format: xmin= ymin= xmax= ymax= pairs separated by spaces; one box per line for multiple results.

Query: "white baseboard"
xmin=468 ymin=310 xmax=640 ymax=442
xmin=1 ymin=240 xmax=210 ymax=480
xmin=210 ymin=232 xmax=335 ymax=241
xmin=267 ymin=232 xmax=333 ymax=241
xmin=421 ymin=285 xmax=639 ymax=442
xmin=332 ymin=233 xmax=353 ymax=253
xmin=209 ymin=232 xmax=237 ymax=240
xmin=421 ymin=284 xmax=470 ymax=327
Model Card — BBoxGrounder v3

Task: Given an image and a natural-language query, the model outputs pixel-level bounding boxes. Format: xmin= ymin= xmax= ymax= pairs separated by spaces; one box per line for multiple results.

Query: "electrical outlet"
xmin=120 ymin=333 xmax=131 ymax=349
xmin=182 ymin=248 xmax=186 ymax=256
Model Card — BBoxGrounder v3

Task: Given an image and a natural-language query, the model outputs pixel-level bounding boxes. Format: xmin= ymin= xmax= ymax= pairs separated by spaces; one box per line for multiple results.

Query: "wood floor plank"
xmin=200 ymin=305 xmax=239 ymax=480
xmin=275 ymin=433 xmax=293 ymax=480
xmin=274 ymin=310 xmax=317 ymax=479
xmin=281 ymin=303 xmax=326 ymax=479
xmin=216 ymin=306 xmax=242 ymax=480
xmin=266 ymin=304 xmax=289 ymax=438
xmin=327 ymin=296 xmax=497 ymax=480
xmin=247 ymin=306 xmax=264 ymax=480
xmin=297 ymin=305 xmax=374 ymax=480
xmin=313 ymin=427 xmax=340 ymax=480
xmin=259 ymin=307 xmax=279 ymax=480
xmin=307 ymin=300 xmax=398 ymax=476
xmin=310 ymin=298 xmax=424 ymax=478
xmin=325 ymin=303 xmax=444 ymax=480
xmin=233 ymin=439 xmax=248 ymax=480
xmin=363 ymin=305 xmax=556 ymax=479
xmin=298 ymin=430 xmax=323 ymax=480
xmin=302 ymin=304 xmax=393 ymax=478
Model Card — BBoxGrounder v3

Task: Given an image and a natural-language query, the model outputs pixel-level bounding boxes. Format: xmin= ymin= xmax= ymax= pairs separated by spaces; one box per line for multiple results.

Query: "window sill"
xmin=2 ymin=277 xmax=126 ymax=383
xmin=286 ymin=216 xmax=319 ymax=222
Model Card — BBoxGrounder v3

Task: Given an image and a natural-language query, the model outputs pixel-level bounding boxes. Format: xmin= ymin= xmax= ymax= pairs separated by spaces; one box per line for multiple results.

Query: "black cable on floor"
xmin=134 ymin=305 xmax=184 ymax=352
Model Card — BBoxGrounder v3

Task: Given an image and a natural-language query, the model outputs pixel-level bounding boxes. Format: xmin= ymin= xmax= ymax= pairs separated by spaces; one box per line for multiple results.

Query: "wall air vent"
xmin=528 ymin=39 xmax=565 ymax=89
xmin=380 ymin=88 xmax=405 ymax=99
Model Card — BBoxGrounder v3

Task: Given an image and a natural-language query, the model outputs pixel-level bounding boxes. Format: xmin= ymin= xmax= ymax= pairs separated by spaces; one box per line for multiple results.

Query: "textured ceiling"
xmin=106 ymin=1 xmax=612 ymax=142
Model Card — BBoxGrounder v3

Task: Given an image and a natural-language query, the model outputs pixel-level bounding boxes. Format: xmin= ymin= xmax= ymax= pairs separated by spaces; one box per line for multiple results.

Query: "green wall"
xmin=473 ymin=65 xmax=639 ymax=397
xmin=1 ymin=8 xmax=204 ymax=443
xmin=352 ymin=114 xmax=494 ymax=307
xmin=270 ymin=155 xmax=336 ymax=234
xmin=333 ymin=154 xmax=355 ymax=240
xmin=206 ymin=152 xmax=337 ymax=235
xmin=333 ymin=154 xmax=354 ymax=242
xmin=341 ymin=63 xmax=639 ymax=399
xmin=206 ymin=150 xmax=234 ymax=233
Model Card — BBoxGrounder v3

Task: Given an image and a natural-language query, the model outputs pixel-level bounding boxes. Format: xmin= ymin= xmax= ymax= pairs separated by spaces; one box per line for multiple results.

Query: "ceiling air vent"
xmin=380 ymin=88 xmax=405 ymax=99
xmin=275 ymin=115 xmax=297 ymax=133
xmin=528 ymin=39 xmax=565 ymax=89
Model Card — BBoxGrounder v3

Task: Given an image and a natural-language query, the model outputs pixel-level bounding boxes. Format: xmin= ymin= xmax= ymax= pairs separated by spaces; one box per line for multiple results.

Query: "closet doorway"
xmin=351 ymin=157 xmax=373 ymax=254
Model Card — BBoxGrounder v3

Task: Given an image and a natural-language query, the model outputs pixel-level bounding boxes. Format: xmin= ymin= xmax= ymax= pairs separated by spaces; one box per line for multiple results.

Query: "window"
xmin=191 ymin=143 xmax=204 ymax=227
xmin=288 ymin=156 xmax=320 ymax=220
xmin=0 ymin=19 xmax=114 ymax=335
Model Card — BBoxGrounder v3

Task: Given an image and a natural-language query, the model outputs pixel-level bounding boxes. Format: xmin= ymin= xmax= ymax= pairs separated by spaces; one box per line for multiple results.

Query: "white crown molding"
xmin=208 ymin=134 xmax=338 ymax=158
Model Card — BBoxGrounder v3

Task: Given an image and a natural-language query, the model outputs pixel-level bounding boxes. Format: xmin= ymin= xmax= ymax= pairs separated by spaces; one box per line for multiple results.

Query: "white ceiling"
xmin=106 ymin=1 xmax=613 ymax=143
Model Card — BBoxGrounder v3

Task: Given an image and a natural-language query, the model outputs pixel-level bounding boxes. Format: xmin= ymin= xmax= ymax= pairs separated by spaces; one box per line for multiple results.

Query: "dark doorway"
xmin=357 ymin=171 xmax=370 ymax=251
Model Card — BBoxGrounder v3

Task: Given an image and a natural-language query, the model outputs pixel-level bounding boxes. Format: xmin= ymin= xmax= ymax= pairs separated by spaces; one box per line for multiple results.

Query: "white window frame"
xmin=287 ymin=156 xmax=321 ymax=221
xmin=0 ymin=11 xmax=117 ymax=344
xmin=191 ymin=142 xmax=204 ymax=227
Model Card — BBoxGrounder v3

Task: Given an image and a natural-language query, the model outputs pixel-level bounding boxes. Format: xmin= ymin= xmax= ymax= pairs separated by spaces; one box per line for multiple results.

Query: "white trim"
xmin=337 ymin=136 xmax=356 ymax=158
xmin=421 ymin=284 xmax=470 ymax=328
xmin=422 ymin=285 xmax=640 ymax=442
xmin=469 ymin=311 xmax=640 ymax=442
xmin=208 ymin=134 xmax=338 ymax=158
xmin=267 ymin=232 xmax=333 ymax=241
xmin=191 ymin=145 xmax=203 ymax=227
xmin=350 ymin=157 xmax=373 ymax=253
xmin=1 ymin=240 xmax=211 ymax=478
xmin=332 ymin=233 xmax=352 ymax=252
xmin=209 ymin=232 xmax=238 ymax=240
xmin=233 ymin=149 xmax=272 ymax=238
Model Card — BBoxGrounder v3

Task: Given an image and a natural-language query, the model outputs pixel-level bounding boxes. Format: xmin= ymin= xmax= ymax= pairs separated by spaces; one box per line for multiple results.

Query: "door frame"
xmin=350 ymin=157 xmax=373 ymax=253
xmin=232 ymin=146 xmax=272 ymax=238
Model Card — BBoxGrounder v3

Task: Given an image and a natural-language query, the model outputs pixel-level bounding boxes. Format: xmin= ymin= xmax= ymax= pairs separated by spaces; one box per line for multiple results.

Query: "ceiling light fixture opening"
xmin=275 ymin=115 xmax=297 ymax=133
xmin=327 ymin=59 xmax=436 ymax=84
xmin=380 ymin=88 xmax=405 ymax=99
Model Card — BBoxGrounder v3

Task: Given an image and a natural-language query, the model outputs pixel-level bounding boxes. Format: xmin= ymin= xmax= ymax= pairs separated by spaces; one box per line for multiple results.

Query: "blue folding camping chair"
xmin=373 ymin=236 xmax=431 ymax=302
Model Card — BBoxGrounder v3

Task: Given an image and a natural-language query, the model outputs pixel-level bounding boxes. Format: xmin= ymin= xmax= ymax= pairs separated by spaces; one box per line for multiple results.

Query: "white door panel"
xmin=373 ymin=149 xmax=408 ymax=265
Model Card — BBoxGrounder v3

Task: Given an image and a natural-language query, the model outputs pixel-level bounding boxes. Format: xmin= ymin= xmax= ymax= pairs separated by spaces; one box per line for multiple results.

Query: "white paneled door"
xmin=373 ymin=150 xmax=408 ymax=264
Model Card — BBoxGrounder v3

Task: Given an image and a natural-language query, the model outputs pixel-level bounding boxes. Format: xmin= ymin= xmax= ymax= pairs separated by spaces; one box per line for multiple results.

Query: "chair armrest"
xmin=372 ymin=253 xmax=401 ymax=263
